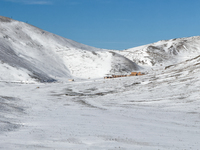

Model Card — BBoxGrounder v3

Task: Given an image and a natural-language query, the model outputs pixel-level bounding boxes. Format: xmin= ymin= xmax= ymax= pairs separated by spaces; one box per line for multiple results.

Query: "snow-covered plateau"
xmin=0 ymin=16 xmax=200 ymax=150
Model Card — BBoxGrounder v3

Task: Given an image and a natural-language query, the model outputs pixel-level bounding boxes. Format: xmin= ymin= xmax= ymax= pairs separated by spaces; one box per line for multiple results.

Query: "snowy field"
xmin=1 ymin=16 xmax=200 ymax=149
xmin=0 ymin=62 xmax=200 ymax=150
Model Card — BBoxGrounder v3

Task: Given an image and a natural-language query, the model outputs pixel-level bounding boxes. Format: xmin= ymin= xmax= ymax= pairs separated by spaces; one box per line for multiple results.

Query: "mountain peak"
xmin=0 ymin=16 xmax=13 ymax=22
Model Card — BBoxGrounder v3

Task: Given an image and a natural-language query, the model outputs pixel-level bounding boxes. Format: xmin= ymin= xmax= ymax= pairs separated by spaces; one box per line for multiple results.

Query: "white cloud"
xmin=26 ymin=1 xmax=53 ymax=5
xmin=5 ymin=0 xmax=53 ymax=5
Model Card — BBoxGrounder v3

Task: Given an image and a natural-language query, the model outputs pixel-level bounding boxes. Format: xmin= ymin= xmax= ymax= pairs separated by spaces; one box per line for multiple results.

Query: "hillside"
xmin=117 ymin=36 xmax=200 ymax=68
xmin=0 ymin=16 xmax=141 ymax=82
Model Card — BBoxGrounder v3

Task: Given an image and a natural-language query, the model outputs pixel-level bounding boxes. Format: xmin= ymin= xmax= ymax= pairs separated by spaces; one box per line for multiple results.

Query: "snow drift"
xmin=0 ymin=16 xmax=140 ymax=82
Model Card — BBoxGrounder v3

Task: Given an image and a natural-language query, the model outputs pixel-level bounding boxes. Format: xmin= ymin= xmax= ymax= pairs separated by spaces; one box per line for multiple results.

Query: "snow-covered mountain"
xmin=0 ymin=16 xmax=141 ymax=82
xmin=3 ymin=15 xmax=200 ymax=83
xmin=117 ymin=36 xmax=200 ymax=68
xmin=1 ymin=16 xmax=200 ymax=150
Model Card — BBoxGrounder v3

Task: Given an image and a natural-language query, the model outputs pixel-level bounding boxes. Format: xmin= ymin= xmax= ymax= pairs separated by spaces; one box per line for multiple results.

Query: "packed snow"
xmin=0 ymin=16 xmax=200 ymax=149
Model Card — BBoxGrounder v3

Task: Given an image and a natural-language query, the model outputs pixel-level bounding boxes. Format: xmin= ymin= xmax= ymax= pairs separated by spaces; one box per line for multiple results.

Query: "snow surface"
xmin=1 ymin=16 xmax=200 ymax=149
xmin=1 ymin=62 xmax=200 ymax=149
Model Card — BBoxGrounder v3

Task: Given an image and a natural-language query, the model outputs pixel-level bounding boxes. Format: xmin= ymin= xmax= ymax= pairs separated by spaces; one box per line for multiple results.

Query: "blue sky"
xmin=1 ymin=0 xmax=200 ymax=50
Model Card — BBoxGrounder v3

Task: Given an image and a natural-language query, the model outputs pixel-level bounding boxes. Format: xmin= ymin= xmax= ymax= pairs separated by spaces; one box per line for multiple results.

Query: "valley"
xmin=0 ymin=16 xmax=200 ymax=149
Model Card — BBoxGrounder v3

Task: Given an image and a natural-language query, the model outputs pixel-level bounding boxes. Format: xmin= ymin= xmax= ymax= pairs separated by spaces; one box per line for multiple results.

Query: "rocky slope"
xmin=117 ymin=36 xmax=200 ymax=68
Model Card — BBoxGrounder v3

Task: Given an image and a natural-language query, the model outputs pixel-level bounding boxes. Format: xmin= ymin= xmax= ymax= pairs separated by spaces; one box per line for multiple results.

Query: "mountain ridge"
xmin=117 ymin=36 xmax=200 ymax=67
xmin=0 ymin=16 xmax=141 ymax=82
